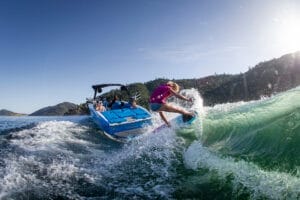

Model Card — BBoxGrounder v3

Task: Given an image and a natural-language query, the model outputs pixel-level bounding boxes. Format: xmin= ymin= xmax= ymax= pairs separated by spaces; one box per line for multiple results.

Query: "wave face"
xmin=202 ymin=87 xmax=300 ymax=171
xmin=182 ymin=87 xmax=300 ymax=199
xmin=0 ymin=87 xmax=300 ymax=199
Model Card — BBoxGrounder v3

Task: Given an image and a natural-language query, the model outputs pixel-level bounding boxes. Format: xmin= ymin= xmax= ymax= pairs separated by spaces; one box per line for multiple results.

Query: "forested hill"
xmin=142 ymin=51 xmax=300 ymax=106
xmin=199 ymin=51 xmax=300 ymax=105
xmin=29 ymin=102 xmax=84 ymax=116
xmin=0 ymin=109 xmax=26 ymax=116
xmin=85 ymin=51 xmax=300 ymax=112
xmin=22 ymin=51 xmax=300 ymax=115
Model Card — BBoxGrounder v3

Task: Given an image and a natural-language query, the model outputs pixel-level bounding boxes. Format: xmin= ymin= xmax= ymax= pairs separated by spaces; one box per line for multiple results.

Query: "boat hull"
xmin=88 ymin=104 xmax=152 ymax=139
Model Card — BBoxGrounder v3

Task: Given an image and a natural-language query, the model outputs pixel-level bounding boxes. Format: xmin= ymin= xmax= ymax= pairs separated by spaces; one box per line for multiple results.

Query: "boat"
xmin=87 ymin=83 xmax=152 ymax=141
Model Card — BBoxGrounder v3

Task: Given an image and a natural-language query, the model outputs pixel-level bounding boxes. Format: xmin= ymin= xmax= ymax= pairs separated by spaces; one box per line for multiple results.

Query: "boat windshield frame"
xmin=91 ymin=83 xmax=128 ymax=99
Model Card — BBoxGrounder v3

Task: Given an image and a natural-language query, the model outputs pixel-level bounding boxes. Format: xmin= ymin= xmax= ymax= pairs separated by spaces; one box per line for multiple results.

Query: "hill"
xmin=89 ymin=51 xmax=300 ymax=110
xmin=200 ymin=51 xmax=300 ymax=105
xmin=0 ymin=109 xmax=26 ymax=116
xmin=134 ymin=51 xmax=300 ymax=107
xmin=18 ymin=51 xmax=300 ymax=116
xmin=29 ymin=102 xmax=80 ymax=116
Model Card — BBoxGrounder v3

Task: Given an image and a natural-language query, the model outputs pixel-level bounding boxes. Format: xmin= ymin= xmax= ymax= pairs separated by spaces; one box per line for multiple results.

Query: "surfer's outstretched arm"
xmin=169 ymin=89 xmax=192 ymax=102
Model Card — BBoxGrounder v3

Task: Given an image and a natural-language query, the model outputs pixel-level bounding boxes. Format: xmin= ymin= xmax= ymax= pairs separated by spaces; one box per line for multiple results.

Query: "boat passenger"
xmin=102 ymin=97 xmax=109 ymax=109
xmin=149 ymin=81 xmax=194 ymax=127
xmin=122 ymin=97 xmax=137 ymax=109
xmin=96 ymin=101 xmax=106 ymax=112
xmin=109 ymin=95 xmax=122 ymax=110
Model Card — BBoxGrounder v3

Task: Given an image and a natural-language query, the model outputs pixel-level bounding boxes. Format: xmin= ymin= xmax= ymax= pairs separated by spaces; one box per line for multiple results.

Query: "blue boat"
xmin=87 ymin=84 xmax=152 ymax=141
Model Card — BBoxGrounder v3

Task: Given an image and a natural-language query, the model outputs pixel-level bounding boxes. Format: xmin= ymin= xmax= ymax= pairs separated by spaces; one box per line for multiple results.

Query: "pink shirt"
xmin=149 ymin=84 xmax=171 ymax=104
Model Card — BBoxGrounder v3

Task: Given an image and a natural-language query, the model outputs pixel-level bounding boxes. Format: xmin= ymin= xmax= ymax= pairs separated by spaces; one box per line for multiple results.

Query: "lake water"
xmin=0 ymin=88 xmax=300 ymax=199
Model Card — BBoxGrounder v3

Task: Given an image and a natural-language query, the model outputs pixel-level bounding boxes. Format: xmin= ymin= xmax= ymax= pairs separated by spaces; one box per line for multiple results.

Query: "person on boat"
xmin=108 ymin=95 xmax=123 ymax=110
xmin=123 ymin=97 xmax=137 ymax=109
xmin=96 ymin=101 xmax=106 ymax=112
xmin=129 ymin=97 xmax=137 ymax=108
xmin=101 ymin=97 xmax=108 ymax=109
xmin=149 ymin=81 xmax=194 ymax=127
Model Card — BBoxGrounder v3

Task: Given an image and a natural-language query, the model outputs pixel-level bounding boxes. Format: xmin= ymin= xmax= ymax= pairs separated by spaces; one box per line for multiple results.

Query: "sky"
xmin=0 ymin=0 xmax=300 ymax=113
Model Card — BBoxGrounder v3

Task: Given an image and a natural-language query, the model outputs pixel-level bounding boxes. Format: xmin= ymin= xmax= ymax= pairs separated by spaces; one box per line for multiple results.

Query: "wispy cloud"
xmin=138 ymin=44 xmax=246 ymax=63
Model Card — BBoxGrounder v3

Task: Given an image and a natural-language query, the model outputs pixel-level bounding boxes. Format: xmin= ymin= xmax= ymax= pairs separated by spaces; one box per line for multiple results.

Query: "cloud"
xmin=139 ymin=44 xmax=245 ymax=63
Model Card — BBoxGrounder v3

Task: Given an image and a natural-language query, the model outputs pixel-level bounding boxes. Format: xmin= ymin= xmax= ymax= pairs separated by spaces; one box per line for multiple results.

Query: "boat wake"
xmin=0 ymin=119 xmax=182 ymax=199
xmin=1 ymin=87 xmax=300 ymax=199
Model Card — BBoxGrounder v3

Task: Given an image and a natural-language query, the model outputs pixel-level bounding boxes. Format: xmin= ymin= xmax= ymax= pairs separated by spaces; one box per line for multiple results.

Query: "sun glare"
xmin=275 ymin=14 xmax=300 ymax=52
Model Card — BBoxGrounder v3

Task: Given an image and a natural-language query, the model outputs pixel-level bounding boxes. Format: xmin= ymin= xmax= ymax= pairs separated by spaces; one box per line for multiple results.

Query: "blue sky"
xmin=1 ymin=0 xmax=300 ymax=113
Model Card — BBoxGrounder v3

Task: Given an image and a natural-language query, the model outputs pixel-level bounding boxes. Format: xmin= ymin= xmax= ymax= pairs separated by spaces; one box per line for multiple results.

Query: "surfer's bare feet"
xmin=184 ymin=111 xmax=195 ymax=117
xmin=182 ymin=112 xmax=195 ymax=122
xmin=166 ymin=122 xmax=171 ymax=127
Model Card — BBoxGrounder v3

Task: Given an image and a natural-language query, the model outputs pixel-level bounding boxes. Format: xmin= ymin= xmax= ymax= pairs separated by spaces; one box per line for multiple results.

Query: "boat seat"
xmin=102 ymin=108 xmax=151 ymax=123
xmin=113 ymin=109 xmax=134 ymax=118
xmin=101 ymin=111 xmax=126 ymax=123
xmin=132 ymin=108 xmax=151 ymax=119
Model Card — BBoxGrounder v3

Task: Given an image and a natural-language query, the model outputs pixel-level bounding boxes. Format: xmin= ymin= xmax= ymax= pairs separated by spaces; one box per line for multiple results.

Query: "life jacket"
xmin=149 ymin=84 xmax=171 ymax=104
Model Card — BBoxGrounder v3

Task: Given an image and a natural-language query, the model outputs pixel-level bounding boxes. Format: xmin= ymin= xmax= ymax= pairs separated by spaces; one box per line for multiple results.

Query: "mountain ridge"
xmin=2 ymin=51 xmax=300 ymax=116
xmin=0 ymin=109 xmax=26 ymax=116
xmin=29 ymin=102 xmax=78 ymax=116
